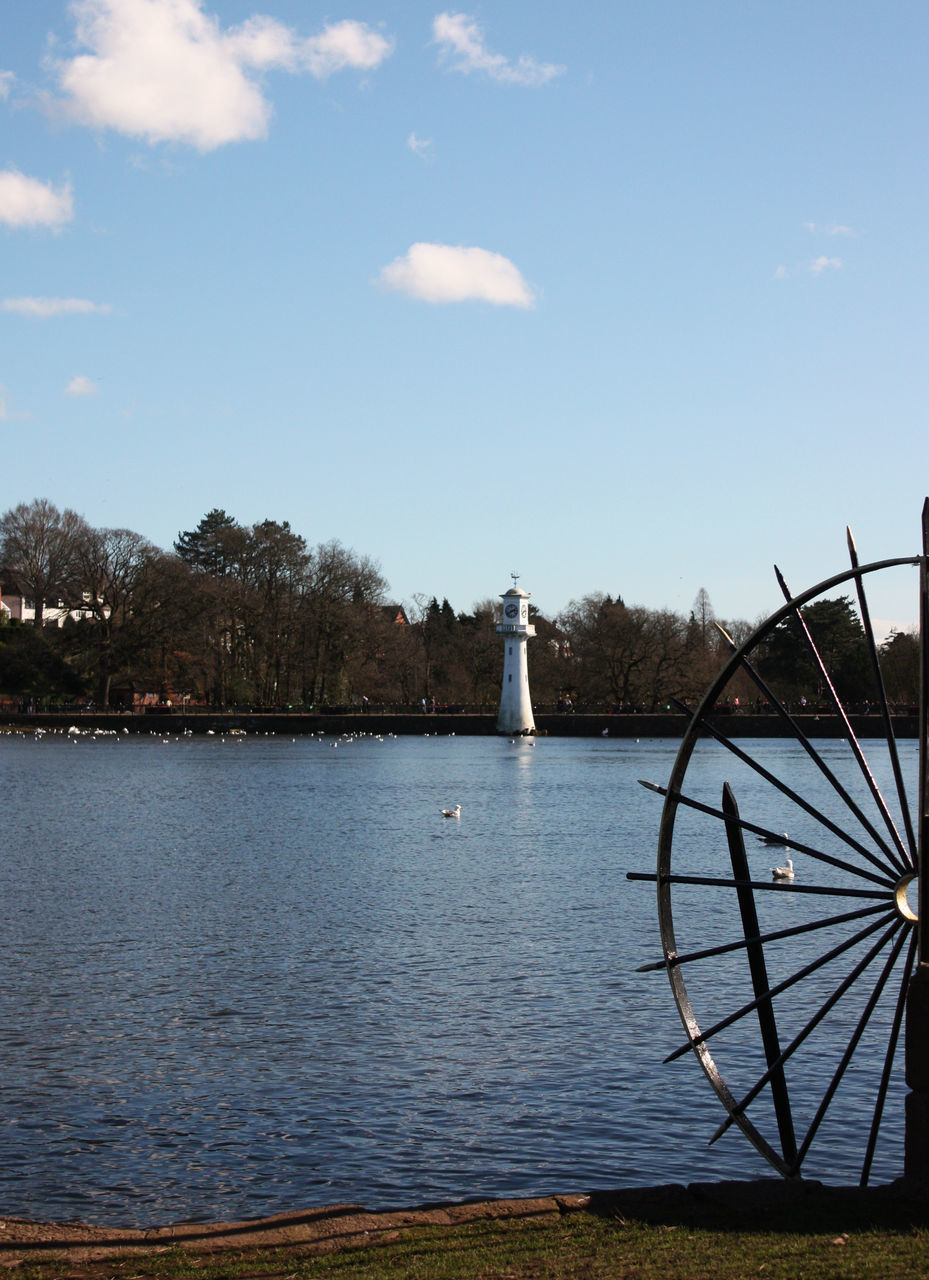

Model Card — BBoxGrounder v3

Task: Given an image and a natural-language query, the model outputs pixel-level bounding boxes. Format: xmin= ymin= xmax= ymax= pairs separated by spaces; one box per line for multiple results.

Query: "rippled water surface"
xmin=1 ymin=730 xmax=914 ymax=1225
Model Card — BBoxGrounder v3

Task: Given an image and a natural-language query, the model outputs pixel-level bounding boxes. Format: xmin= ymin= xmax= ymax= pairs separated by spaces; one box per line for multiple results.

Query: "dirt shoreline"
xmin=3 ymin=1179 xmax=929 ymax=1269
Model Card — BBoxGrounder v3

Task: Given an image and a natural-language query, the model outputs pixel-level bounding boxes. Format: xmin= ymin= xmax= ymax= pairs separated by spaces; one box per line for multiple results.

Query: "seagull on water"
xmin=771 ymin=858 xmax=794 ymax=881
xmin=441 ymin=804 xmax=461 ymax=819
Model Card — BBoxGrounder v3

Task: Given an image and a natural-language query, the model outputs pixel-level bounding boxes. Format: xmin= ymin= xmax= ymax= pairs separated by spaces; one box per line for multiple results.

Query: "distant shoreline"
xmin=2 ymin=710 xmax=919 ymax=739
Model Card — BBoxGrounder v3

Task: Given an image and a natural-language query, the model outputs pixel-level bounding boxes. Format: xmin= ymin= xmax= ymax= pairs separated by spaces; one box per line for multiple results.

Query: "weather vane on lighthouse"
xmin=496 ymin=575 xmax=536 ymax=735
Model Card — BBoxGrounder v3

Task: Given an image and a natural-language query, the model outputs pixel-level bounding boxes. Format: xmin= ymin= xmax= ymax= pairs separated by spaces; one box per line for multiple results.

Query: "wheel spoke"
xmin=663 ymin=910 xmax=899 ymax=1064
xmin=710 ymin=636 xmax=910 ymax=876
xmin=632 ymin=870 xmax=892 ymax=902
xmin=847 ymin=527 xmax=917 ymax=859
xmin=860 ymin=930 xmax=917 ymax=1186
xmin=635 ymin=902 xmax=891 ymax=973
xmin=640 ymin=777 xmax=899 ymax=887
xmin=709 ymin=917 xmax=904 ymax=1143
xmin=791 ymin=924 xmax=911 ymax=1171
xmin=776 ymin=565 xmax=911 ymax=870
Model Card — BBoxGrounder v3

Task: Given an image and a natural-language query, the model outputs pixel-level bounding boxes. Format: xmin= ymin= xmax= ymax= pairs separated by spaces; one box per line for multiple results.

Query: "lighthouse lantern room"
xmin=496 ymin=577 xmax=536 ymax=735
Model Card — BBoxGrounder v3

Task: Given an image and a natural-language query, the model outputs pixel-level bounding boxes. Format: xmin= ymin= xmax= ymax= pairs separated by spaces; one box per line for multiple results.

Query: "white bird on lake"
xmin=441 ymin=804 xmax=461 ymax=819
xmin=771 ymin=858 xmax=794 ymax=881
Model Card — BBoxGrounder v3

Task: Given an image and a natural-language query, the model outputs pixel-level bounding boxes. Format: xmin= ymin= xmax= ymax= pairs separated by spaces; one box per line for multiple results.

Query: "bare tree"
xmin=73 ymin=526 xmax=159 ymax=705
xmin=298 ymin=541 xmax=387 ymax=705
xmin=0 ymin=498 xmax=89 ymax=626
xmin=558 ymin=594 xmax=654 ymax=708
xmin=558 ymin=593 xmax=702 ymax=710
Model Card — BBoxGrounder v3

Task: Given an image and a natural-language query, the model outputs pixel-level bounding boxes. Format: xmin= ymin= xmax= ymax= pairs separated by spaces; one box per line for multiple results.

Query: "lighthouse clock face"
xmin=504 ymin=602 xmax=519 ymax=620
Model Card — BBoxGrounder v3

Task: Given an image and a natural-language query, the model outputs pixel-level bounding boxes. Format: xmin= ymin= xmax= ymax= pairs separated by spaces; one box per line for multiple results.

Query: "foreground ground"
xmin=4 ymin=1180 xmax=929 ymax=1279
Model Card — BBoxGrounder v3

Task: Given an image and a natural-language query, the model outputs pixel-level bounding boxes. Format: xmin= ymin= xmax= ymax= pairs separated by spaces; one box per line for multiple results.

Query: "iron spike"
xmin=847 ymin=519 xmax=916 ymax=860
xmin=723 ymin=783 xmax=797 ymax=1162
xmin=709 ymin=1114 xmax=735 ymax=1145
xmin=785 ymin=573 xmax=910 ymax=867
xmin=719 ymin=630 xmax=908 ymax=874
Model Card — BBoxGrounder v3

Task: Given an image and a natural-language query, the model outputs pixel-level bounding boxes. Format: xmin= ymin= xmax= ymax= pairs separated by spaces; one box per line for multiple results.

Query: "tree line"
xmin=0 ymin=498 xmax=920 ymax=713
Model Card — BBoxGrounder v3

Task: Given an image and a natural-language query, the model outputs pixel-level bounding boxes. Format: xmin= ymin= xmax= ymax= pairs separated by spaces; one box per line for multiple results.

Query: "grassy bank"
xmin=7 ymin=1181 xmax=929 ymax=1280
xmin=13 ymin=1219 xmax=929 ymax=1280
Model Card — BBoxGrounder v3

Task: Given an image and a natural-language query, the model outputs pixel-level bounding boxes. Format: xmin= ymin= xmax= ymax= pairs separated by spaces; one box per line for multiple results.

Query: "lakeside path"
xmin=3 ymin=1180 xmax=929 ymax=1270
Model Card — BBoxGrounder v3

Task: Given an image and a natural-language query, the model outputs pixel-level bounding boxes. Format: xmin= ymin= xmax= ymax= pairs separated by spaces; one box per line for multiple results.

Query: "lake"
xmin=0 ymin=729 xmax=914 ymax=1226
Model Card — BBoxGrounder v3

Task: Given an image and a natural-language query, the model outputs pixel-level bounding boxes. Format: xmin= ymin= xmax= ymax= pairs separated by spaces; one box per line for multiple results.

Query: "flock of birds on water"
xmin=5 ymin=725 xmax=474 ymax=827
xmin=7 ymin=726 xmax=798 ymax=876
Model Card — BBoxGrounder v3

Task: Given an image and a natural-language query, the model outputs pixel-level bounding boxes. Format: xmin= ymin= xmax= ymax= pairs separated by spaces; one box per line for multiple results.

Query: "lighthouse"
xmin=496 ymin=577 xmax=536 ymax=735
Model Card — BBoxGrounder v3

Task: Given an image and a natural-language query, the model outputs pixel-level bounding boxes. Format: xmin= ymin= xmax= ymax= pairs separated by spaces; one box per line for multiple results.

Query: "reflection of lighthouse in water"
xmin=496 ymin=577 xmax=536 ymax=735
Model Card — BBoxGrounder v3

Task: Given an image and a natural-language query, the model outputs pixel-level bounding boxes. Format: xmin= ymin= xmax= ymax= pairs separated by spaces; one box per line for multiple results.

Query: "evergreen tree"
xmin=759 ymin=596 xmax=871 ymax=706
xmin=174 ymin=510 xmax=246 ymax=578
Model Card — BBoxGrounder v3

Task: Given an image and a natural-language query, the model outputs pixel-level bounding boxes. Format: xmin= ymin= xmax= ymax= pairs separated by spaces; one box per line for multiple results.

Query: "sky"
xmin=2 ymin=0 xmax=927 ymax=635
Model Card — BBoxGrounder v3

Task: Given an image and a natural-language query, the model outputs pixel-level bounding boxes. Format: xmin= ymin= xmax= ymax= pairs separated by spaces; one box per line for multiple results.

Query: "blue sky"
xmin=2 ymin=1 xmax=927 ymax=633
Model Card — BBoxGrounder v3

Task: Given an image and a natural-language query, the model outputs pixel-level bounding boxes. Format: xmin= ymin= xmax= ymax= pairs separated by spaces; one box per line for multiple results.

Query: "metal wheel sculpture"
xmin=629 ymin=504 xmax=929 ymax=1186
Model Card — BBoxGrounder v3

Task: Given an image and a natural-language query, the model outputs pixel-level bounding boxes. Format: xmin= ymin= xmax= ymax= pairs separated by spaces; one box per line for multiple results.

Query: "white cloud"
xmin=65 ymin=374 xmax=99 ymax=396
xmin=432 ymin=12 xmax=564 ymax=86
xmin=378 ymin=242 xmax=535 ymax=307
xmin=805 ymin=221 xmax=855 ymax=237
xmin=2 ymin=297 xmax=111 ymax=317
xmin=55 ymin=0 xmax=394 ymax=151
xmin=298 ymin=19 xmax=394 ymax=77
xmin=810 ymin=256 xmax=842 ymax=274
xmin=225 ymin=14 xmax=393 ymax=75
xmin=773 ymin=264 xmax=787 ymax=280
xmin=407 ymin=131 xmax=432 ymax=158
xmin=0 ymin=169 xmax=73 ymax=229
xmin=0 ymin=71 xmax=13 ymax=99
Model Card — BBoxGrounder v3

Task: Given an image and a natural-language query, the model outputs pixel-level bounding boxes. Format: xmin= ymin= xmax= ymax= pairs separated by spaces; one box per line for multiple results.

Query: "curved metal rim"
xmin=656 ymin=554 xmax=918 ymax=1177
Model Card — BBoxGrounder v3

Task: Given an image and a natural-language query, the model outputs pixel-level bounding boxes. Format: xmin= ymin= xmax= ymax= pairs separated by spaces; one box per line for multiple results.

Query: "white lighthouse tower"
xmin=496 ymin=576 xmax=536 ymax=735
